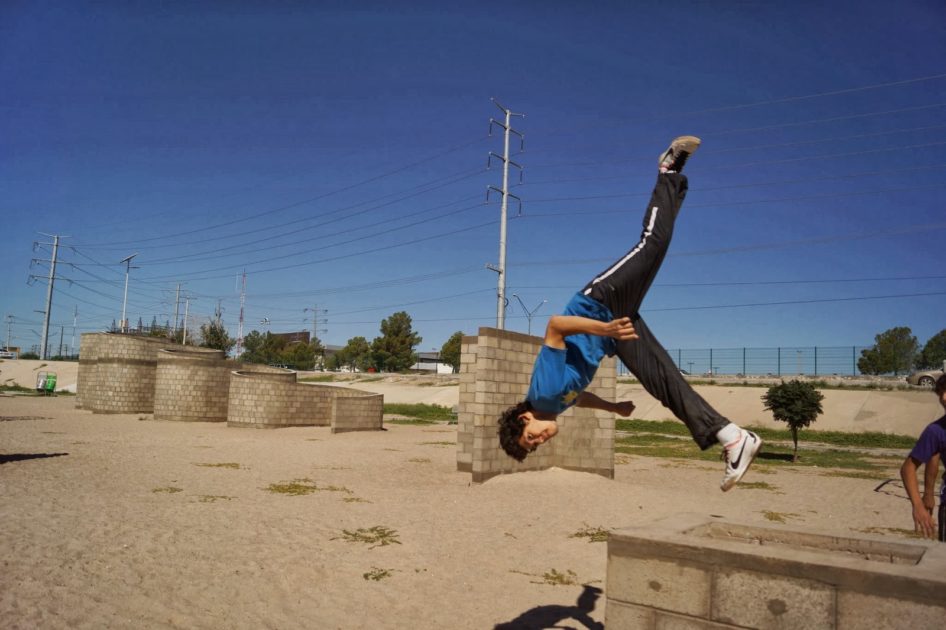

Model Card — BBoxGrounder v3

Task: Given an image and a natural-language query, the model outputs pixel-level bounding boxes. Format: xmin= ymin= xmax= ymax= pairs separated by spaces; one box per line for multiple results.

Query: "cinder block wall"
xmin=154 ymin=348 xmax=239 ymax=422
xmin=78 ymin=333 xmax=178 ymax=414
xmin=331 ymin=388 xmax=384 ymax=433
xmin=227 ymin=369 xmax=384 ymax=430
xmin=457 ymin=327 xmax=616 ymax=483
xmin=606 ymin=514 xmax=946 ymax=629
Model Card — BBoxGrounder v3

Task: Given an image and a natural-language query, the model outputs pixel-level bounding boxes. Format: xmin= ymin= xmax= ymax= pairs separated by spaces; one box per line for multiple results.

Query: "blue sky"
xmin=2 ymin=0 xmax=945 ymax=360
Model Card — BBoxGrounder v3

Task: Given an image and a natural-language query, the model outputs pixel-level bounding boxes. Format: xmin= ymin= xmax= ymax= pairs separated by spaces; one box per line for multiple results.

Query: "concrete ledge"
xmin=606 ymin=513 xmax=946 ymax=629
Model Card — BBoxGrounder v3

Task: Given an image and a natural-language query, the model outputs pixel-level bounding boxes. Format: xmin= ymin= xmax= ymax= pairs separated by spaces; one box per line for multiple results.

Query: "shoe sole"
xmin=720 ymin=433 xmax=762 ymax=492
xmin=670 ymin=135 xmax=701 ymax=155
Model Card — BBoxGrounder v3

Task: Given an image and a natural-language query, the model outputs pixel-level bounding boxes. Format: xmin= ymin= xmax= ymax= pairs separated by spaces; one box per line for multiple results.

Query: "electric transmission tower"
xmin=485 ymin=98 xmax=524 ymax=330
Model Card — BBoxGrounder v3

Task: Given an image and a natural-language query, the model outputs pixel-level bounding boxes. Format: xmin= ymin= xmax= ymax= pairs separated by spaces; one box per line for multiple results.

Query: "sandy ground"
xmin=0 ymin=391 xmax=931 ymax=630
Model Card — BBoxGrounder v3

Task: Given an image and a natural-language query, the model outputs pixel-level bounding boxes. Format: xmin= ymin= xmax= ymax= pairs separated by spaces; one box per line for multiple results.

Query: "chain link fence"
xmin=617 ymin=346 xmax=874 ymax=377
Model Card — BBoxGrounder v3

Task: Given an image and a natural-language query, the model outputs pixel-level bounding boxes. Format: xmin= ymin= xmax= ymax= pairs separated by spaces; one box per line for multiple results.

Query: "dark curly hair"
xmin=497 ymin=400 xmax=533 ymax=462
xmin=936 ymin=373 xmax=946 ymax=396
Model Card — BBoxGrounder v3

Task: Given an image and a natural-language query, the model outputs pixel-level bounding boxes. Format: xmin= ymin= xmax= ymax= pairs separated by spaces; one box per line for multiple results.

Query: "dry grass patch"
xmin=762 ymin=510 xmax=801 ymax=524
xmin=195 ymin=462 xmax=242 ymax=469
xmin=569 ymin=525 xmax=610 ymax=543
xmin=266 ymin=478 xmax=352 ymax=496
xmin=363 ymin=567 xmax=394 ymax=581
xmin=334 ymin=526 xmax=401 ymax=549
xmin=152 ymin=486 xmax=183 ymax=494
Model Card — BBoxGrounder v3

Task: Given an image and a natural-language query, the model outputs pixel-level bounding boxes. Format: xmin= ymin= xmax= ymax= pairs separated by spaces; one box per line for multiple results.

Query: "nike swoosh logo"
xmin=730 ymin=434 xmax=754 ymax=469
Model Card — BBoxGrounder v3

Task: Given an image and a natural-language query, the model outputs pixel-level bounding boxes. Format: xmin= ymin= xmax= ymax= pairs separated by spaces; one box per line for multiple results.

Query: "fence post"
xmin=814 ymin=346 xmax=818 ymax=376
xmin=709 ymin=348 xmax=713 ymax=376
xmin=777 ymin=347 xmax=781 ymax=377
xmin=743 ymin=347 xmax=746 ymax=376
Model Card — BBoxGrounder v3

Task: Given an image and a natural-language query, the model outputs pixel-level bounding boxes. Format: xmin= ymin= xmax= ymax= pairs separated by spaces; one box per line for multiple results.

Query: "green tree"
xmin=199 ymin=319 xmax=235 ymax=354
xmin=762 ymin=380 xmax=824 ymax=462
xmin=371 ymin=312 xmax=421 ymax=372
xmin=916 ymin=329 xmax=946 ymax=370
xmin=281 ymin=340 xmax=317 ymax=370
xmin=240 ymin=330 xmax=286 ymax=365
xmin=338 ymin=336 xmax=372 ymax=372
xmin=440 ymin=331 xmax=463 ymax=374
xmin=857 ymin=326 xmax=919 ymax=375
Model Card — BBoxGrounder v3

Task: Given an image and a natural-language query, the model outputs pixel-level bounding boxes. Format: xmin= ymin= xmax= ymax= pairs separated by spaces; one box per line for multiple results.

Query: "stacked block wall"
xmin=227 ymin=368 xmax=384 ymax=430
xmin=153 ymin=348 xmax=238 ymax=422
xmin=331 ymin=389 xmax=384 ymax=433
xmin=457 ymin=327 xmax=615 ymax=483
xmin=77 ymin=333 xmax=178 ymax=414
xmin=606 ymin=514 xmax=946 ymax=629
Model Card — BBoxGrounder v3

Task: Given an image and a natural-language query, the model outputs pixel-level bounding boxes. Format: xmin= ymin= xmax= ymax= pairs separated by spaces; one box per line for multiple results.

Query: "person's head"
xmin=497 ymin=401 xmax=559 ymax=461
xmin=936 ymin=374 xmax=946 ymax=410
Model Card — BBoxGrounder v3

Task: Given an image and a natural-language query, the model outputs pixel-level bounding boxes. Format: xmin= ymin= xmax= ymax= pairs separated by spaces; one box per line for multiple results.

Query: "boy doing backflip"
xmin=899 ymin=373 xmax=946 ymax=541
xmin=498 ymin=136 xmax=762 ymax=491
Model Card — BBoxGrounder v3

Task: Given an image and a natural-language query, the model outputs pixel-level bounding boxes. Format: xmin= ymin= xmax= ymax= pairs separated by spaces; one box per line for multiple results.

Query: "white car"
xmin=905 ymin=368 xmax=945 ymax=387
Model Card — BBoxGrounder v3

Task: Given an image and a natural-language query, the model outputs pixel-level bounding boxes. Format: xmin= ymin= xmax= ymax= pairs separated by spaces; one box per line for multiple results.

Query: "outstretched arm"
xmin=575 ymin=391 xmax=635 ymax=417
xmin=543 ymin=315 xmax=637 ymax=349
xmin=901 ymin=455 xmax=936 ymax=538
xmin=923 ymin=453 xmax=941 ymax=514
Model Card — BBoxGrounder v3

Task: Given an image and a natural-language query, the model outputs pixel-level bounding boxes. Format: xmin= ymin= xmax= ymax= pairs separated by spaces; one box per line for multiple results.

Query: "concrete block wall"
xmin=78 ymin=332 xmax=178 ymax=414
xmin=331 ymin=388 xmax=384 ymax=433
xmin=227 ymin=368 xmax=384 ymax=430
xmin=606 ymin=514 xmax=946 ymax=629
xmin=457 ymin=327 xmax=616 ymax=483
xmin=153 ymin=348 xmax=239 ymax=422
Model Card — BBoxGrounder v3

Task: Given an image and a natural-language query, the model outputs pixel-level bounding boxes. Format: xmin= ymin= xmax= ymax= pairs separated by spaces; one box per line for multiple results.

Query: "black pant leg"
xmin=583 ymin=173 xmax=687 ymax=317
xmin=615 ymin=316 xmax=730 ymax=450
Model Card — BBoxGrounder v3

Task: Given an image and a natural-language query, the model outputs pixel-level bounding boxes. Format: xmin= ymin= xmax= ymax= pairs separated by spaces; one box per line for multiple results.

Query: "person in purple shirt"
xmin=900 ymin=373 xmax=946 ymax=541
xmin=497 ymin=136 xmax=762 ymax=492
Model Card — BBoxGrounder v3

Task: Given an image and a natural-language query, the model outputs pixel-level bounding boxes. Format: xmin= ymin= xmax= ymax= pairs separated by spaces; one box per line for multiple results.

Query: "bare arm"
xmin=575 ymin=391 xmax=635 ymax=417
xmin=901 ymin=455 xmax=936 ymax=538
xmin=923 ymin=453 xmax=941 ymax=513
xmin=543 ymin=315 xmax=637 ymax=350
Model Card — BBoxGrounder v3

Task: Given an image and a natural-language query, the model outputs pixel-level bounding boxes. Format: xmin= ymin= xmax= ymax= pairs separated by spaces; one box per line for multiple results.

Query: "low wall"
xmin=77 ymin=332 xmax=178 ymax=414
xmin=606 ymin=513 xmax=946 ymax=629
xmin=623 ymin=382 xmax=943 ymax=435
xmin=154 ymin=348 xmax=238 ymax=422
xmin=227 ymin=367 xmax=383 ymax=430
xmin=457 ymin=327 xmax=616 ymax=483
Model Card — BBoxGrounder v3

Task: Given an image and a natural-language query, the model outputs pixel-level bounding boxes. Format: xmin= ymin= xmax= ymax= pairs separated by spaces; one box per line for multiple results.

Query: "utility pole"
xmin=485 ymin=98 xmax=524 ymax=330
xmin=71 ymin=305 xmax=77 ymax=357
xmin=173 ymin=283 xmax=181 ymax=336
xmin=5 ymin=315 xmax=13 ymax=351
xmin=36 ymin=233 xmax=64 ymax=360
xmin=119 ymin=253 xmax=138 ymax=333
xmin=304 ymin=305 xmax=328 ymax=343
xmin=236 ymin=271 xmax=246 ymax=355
xmin=182 ymin=297 xmax=190 ymax=345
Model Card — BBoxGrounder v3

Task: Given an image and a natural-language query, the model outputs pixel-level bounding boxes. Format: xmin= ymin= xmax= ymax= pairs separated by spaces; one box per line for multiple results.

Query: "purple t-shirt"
xmin=909 ymin=415 xmax=946 ymax=500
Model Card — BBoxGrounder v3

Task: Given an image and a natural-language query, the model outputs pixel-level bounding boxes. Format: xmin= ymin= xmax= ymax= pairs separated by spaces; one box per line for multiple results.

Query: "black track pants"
xmin=582 ymin=173 xmax=730 ymax=449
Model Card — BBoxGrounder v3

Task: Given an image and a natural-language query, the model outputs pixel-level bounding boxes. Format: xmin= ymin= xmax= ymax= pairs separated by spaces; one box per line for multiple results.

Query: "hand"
xmin=605 ymin=317 xmax=638 ymax=341
xmin=912 ymin=503 xmax=936 ymax=539
xmin=613 ymin=400 xmax=636 ymax=417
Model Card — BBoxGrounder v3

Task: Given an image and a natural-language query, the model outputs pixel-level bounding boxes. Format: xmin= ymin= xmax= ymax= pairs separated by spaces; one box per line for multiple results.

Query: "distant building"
xmin=411 ymin=351 xmax=453 ymax=375
xmin=271 ymin=331 xmax=310 ymax=345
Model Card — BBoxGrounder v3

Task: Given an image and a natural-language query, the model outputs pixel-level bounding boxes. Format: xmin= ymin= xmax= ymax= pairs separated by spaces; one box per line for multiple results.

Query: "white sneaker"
xmin=658 ymin=135 xmax=701 ymax=173
xmin=720 ymin=429 xmax=762 ymax=492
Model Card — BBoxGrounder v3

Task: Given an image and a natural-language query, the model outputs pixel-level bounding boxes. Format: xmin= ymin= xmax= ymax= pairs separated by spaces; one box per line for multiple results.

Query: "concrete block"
xmin=607 ymin=555 xmax=711 ymax=617
xmin=712 ymin=568 xmax=834 ymax=629
xmin=837 ymin=591 xmax=946 ymax=628
xmin=606 ymin=600 xmax=655 ymax=629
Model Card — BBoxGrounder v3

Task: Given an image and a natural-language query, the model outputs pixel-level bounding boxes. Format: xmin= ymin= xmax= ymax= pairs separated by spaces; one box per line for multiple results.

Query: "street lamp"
xmin=119 ymin=253 xmax=138 ymax=333
xmin=512 ymin=294 xmax=547 ymax=336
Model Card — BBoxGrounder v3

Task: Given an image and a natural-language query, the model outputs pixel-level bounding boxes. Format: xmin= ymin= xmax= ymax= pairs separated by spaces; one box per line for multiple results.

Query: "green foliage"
xmin=335 ymin=336 xmax=373 ymax=372
xmin=199 ymin=319 xmax=235 ymax=353
xmin=916 ymin=329 xmax=946 ymax=369
xmin=239 ymin=330 xmax=322 ymax=370
xmin=439 ymin=331 xmax=463 ymax=373
xmin=383 ymin=403 xmax=454 ymax=421
xmin=858 ymin=326 xmax=919 ymax=375
xmin=762 ymin=380 xmax=824 ymax=461
xmin=371 ymin=311 xmax=421 ymax=372
xmin=20 ymin=352 xmax=40 ymax=360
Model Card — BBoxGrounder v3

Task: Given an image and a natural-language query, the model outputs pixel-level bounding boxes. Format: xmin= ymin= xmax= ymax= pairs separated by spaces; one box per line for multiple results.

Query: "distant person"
xmin=497 ymin=136 xmax=762 ymax=491
xmin=899 ymin=373 xmax=946 ymax=541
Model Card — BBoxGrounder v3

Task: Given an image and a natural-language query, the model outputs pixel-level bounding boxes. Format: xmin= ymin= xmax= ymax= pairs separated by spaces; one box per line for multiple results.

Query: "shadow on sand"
xmin=494 ymin=584 xmax=604 ymax=630
xmin=0 ymin=452 xmax=69 ymax=465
